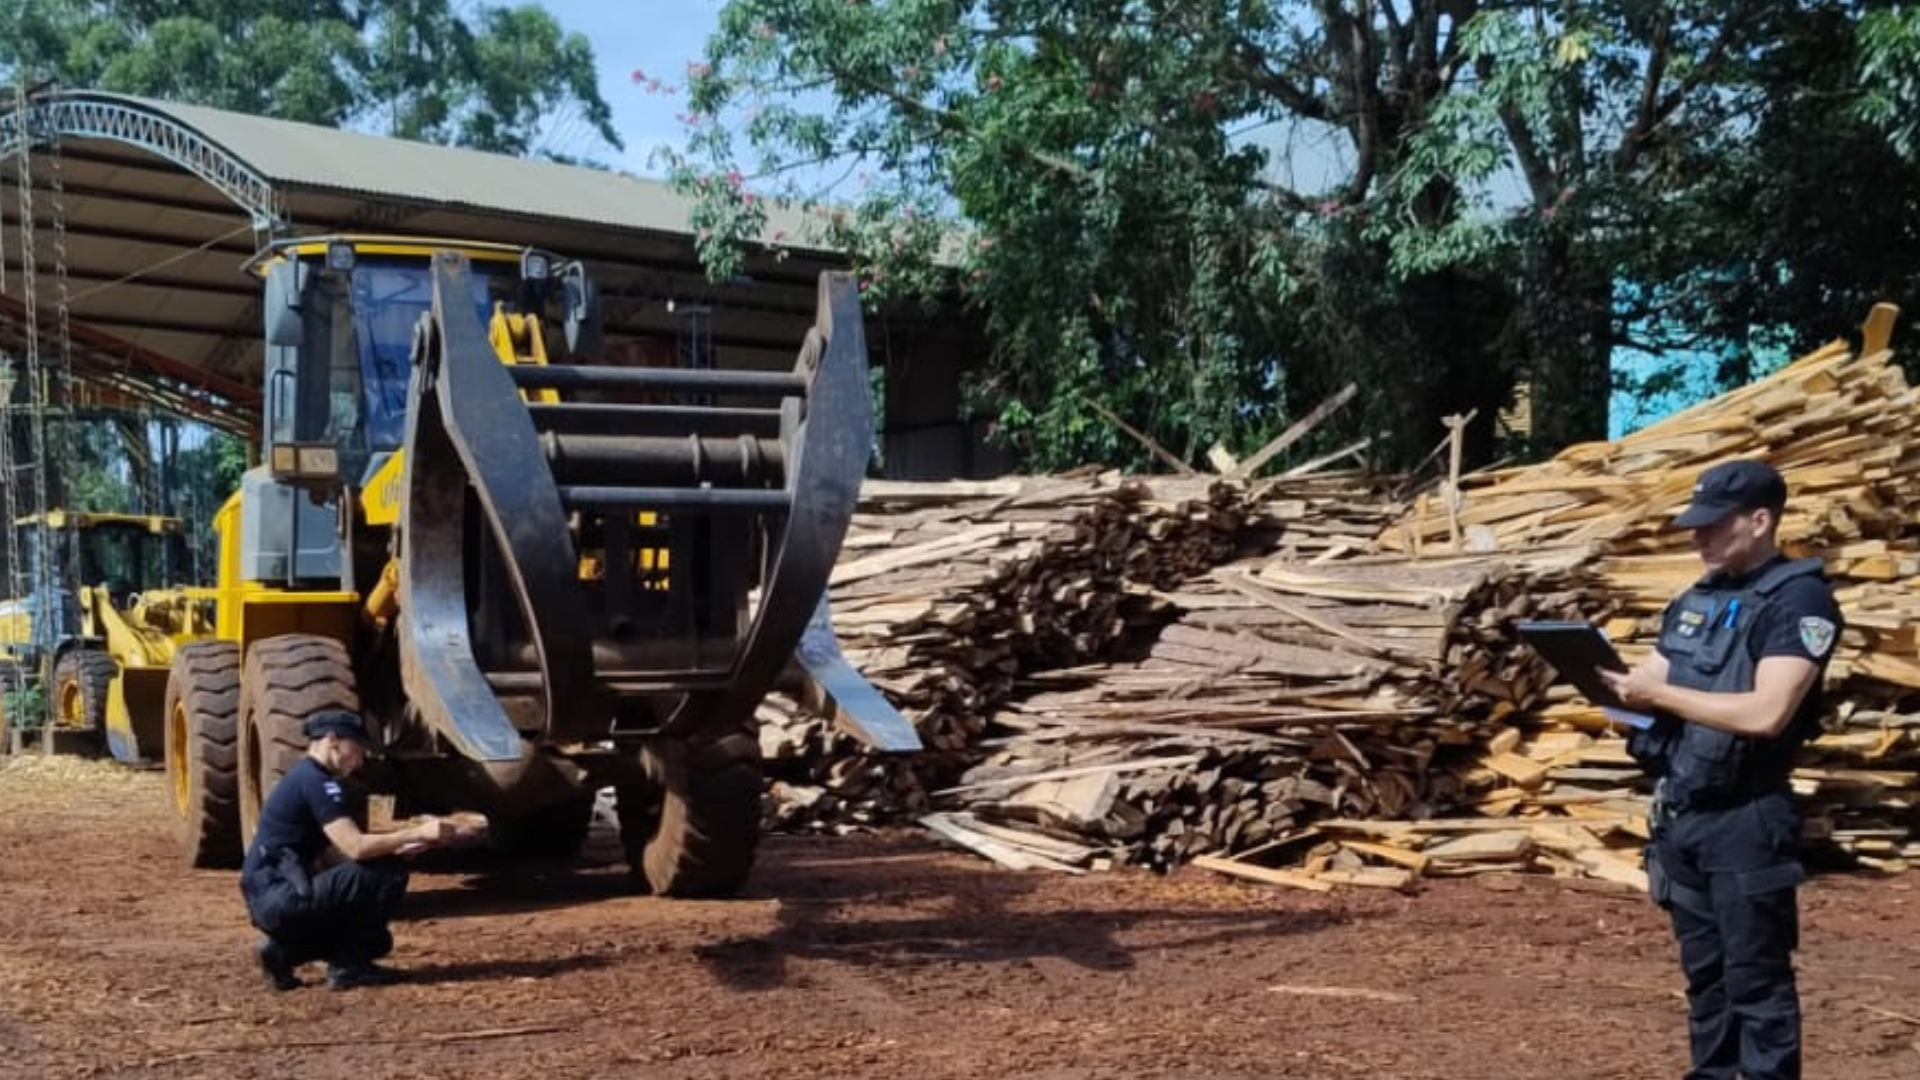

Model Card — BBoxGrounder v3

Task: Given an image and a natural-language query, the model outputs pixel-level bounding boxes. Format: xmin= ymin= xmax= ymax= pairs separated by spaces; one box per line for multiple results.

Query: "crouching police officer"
xmin=240 ymin=709 xmax=455 ymax=991
xmin=1601 ymin=459 xmax=1841 ymax=1080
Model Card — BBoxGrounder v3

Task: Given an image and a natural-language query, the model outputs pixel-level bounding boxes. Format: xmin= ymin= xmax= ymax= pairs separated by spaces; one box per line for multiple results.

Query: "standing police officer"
xmin=240 ymin=710 xmax=455 ymax=991
xmin=1601 ymin=459 xmax=1841 ymax=1080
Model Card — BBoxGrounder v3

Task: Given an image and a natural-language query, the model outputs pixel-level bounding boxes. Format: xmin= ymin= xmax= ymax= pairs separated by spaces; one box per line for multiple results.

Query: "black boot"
xmin=255 ymin=938 xmax=300 ymax=992
xmin=326 ymin=961 xmax=401 ymax=990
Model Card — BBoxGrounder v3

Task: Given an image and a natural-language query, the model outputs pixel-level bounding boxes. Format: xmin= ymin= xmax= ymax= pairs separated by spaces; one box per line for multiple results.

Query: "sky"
xmin=533 ymin=0 xmax=725 ymax=176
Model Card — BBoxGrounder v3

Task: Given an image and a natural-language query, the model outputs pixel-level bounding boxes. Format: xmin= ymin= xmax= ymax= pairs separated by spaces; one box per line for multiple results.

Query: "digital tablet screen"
xmin=1514 ymin=620 xmax=1632 ymax=711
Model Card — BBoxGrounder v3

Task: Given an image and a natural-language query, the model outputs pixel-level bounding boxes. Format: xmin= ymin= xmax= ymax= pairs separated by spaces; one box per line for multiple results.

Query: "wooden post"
xmin=1441 ymin=412 xmax=1474 ymax=553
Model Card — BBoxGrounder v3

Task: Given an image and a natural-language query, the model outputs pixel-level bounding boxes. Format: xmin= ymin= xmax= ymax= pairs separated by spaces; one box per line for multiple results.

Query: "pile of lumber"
xmin=1002 ymin=332 xmax=1919 ymax=884
xmin=760 ymin=471 xmax=1396 ymax=832
xmin=1369 ymin=322 xmax=1920 ymax=872
xmin=776 ymin=317 xmax=1920 ymax=889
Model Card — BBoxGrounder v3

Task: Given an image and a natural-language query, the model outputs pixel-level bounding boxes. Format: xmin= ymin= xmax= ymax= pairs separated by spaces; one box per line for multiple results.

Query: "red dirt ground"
xmin=1 ymin=753 xmax=1917 ymax=1080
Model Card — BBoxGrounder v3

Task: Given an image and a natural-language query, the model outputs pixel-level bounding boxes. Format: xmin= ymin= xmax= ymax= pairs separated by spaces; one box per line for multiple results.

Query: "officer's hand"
xmin=1602 ymin=662 xmax=1664 ymax=711
xmin=409 ymin=816 xmax=458 ymax=847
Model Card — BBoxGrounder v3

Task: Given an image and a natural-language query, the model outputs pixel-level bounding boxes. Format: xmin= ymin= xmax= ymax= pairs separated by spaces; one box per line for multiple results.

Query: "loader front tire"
xmin=53 ymin=649 xmax=116 ymax=732
xmin=238 ymin=635 xmax=360 ymax=848
xmin=620 ymin=732 xmax=763 ymax=897
xmin=164 ymin=641 xmax=242 ymax=868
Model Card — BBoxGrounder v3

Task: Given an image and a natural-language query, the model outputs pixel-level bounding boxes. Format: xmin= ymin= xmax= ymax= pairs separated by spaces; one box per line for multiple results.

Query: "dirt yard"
xmin=1 ymin=754 xmax=1916 ymax=1080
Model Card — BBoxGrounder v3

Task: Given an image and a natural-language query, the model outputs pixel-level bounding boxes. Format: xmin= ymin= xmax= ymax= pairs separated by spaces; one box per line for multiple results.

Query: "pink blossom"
xmin=697 ymin=227 xmax=712 ymax=241
xmin=687 ymin=61 xmax=712 ymax=78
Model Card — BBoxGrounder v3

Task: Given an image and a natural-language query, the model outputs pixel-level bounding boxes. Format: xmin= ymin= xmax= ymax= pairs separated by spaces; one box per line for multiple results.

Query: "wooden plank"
xmin=1192 ymin=854 xmax=1335 ymax=892
xmin=1338 ymin=839 xmax=1432 ymax=876
xmin=1315 ymin=865 xmax=1417 ymax=891
xmin=1421 ymin=831 xmax=1536 ymax=862
xmin=1483 ymin=751 xmax=1551 ymax=790
xmin=943 ymin=813 xmax=1101 ymax=865
xmin=933 ymin=754 xmax=1206 ymax=797
xmin=1230 ymin=382 xmax=1359 ymax=479
xmin=1574 ymin=848 xmax=1649 ymax=891
xmin=920 ymin=813 xmax=1077 ymax=872
xmin=829 ymin=522 xmax=1025 ymax=587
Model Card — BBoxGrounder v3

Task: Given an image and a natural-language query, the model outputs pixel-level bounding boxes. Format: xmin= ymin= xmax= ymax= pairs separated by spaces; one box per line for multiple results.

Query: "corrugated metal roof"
xmin=141 ymin=93 xmax=823 ymax=246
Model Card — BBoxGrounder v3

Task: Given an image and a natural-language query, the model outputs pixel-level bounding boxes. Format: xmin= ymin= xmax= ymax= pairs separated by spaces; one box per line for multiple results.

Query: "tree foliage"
xmin=677 ymin=1 xmax=1916 ymax=472
xmin=0 ymin=0 xmax=620 ymax=158
xmin=1857 ymin=4 xmax=1920 ymax=160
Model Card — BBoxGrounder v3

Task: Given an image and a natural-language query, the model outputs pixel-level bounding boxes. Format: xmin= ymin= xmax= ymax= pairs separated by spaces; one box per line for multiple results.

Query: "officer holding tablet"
xmin=1600 ymin=459 xmax=1841 ymax=1080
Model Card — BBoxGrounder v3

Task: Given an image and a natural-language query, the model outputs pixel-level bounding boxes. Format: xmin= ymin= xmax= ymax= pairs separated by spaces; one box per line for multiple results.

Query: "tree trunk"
xmin=1519 ymin=237 xmax=1613 ymax=450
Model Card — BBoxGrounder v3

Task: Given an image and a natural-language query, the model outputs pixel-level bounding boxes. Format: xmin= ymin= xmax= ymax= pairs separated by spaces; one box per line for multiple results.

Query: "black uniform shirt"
xmin=1666 ymin=555 xmax=1844 ymax=735
xmin=241 ymin=756 xmax=358 ymax=876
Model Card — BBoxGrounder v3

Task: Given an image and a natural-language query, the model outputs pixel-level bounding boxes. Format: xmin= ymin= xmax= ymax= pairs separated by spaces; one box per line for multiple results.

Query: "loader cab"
xmin=250 ymin=236 xmax=597 ymax=491
xmin=1 ymin=511 xmax=187 ymax=660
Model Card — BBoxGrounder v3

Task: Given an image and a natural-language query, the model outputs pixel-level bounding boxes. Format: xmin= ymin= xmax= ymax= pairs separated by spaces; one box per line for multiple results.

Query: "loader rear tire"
xmin=238 ymin=635 xmax=360 ymax=849
xmin=52 ymin=649 xmax=116 ymax=732
xmin=164 ymin=641 xmax=242 ymax=868
xmin=620 ymin=733 xmax=763 ymax=897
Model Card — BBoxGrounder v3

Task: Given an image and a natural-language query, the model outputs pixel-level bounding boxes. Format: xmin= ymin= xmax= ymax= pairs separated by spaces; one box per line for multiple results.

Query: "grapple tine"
xmin=795 ymin=592 xmax=921 ymax=751
xmin=699 ymin=272 xmax=874 ymax=733
xmin=397 ymin=251 xmax=596 ymax=762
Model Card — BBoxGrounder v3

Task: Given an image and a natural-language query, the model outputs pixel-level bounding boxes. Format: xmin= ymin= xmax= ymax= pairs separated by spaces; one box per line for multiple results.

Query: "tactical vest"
xmin=1653 ymin=556 xmax=1827 ymax=809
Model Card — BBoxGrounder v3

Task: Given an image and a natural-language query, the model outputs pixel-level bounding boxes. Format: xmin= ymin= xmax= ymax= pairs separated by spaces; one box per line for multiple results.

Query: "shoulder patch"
xmin=322 ymin=779 xmax=344 ymax=802
xmin=1799 ymin=616 xmax=1837 ymax=658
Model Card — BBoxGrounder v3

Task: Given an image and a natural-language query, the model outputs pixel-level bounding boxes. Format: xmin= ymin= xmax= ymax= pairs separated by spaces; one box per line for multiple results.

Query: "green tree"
xmin=1857 ymin=4 xmax=1920 ymax=160
xmin=0 ymin=0 xmax=620 ymax=158
xmin=164 ymin=425 xmax=247 ymax=582
xmin=1625 ymin=4 xmax=1920 ymax=390
xmin=676 ymin=2 xmax=1903 ymax=470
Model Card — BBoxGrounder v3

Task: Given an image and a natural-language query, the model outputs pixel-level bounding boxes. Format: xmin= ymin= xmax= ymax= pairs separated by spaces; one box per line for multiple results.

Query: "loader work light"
xmin=326 ymin=241 xmax=357 ymax=272
xmin=269 ymin=443 xmax=341 ymax=484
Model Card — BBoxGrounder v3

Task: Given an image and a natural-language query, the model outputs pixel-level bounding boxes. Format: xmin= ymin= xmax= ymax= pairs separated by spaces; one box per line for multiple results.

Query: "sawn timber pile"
xmin=782 ymin=326 xmax=1920 ymax=888
xmin=758 ymin=471 xmax=1390 ymax=833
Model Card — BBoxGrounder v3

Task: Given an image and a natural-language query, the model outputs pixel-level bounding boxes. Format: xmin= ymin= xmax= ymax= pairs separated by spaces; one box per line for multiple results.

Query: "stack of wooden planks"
xmin=778 ymin=319 xmax=1920 ymax=888
xmin=761 ymin=472 xmax=1279 ymax=829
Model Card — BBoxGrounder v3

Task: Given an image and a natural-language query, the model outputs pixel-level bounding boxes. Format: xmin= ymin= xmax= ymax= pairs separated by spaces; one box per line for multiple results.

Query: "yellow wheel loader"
xmin=0 ymin=510 xmax=213 ymax=760
xmin=163 ymin=236 xmax=915 ymax=896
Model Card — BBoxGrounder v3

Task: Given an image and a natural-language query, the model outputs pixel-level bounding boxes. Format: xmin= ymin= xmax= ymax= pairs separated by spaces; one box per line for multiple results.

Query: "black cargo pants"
xmin=241 ymin=852 xmax=409 ymax=967
xmin=1646 ymin=790 xmax=1804 ymax=1080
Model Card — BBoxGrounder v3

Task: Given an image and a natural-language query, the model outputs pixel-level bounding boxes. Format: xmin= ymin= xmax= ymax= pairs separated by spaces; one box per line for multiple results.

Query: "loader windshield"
xmin=345 ymin=259 xmax=516 ymax=454
xmin=72 ymin=523 xmax=180 ymax=594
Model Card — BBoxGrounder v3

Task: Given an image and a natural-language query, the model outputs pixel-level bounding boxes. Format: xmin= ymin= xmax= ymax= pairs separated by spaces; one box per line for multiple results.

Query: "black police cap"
xmin=1673 ymin=459 xmax=1788 ymax=528
xmin=302 ymin=709 xmax=372 ymax=745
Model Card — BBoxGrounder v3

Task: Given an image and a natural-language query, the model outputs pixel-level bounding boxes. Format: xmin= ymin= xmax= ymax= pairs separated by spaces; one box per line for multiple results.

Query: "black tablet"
xmin=1514 ymin=620 xmax=1631 ymax=710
